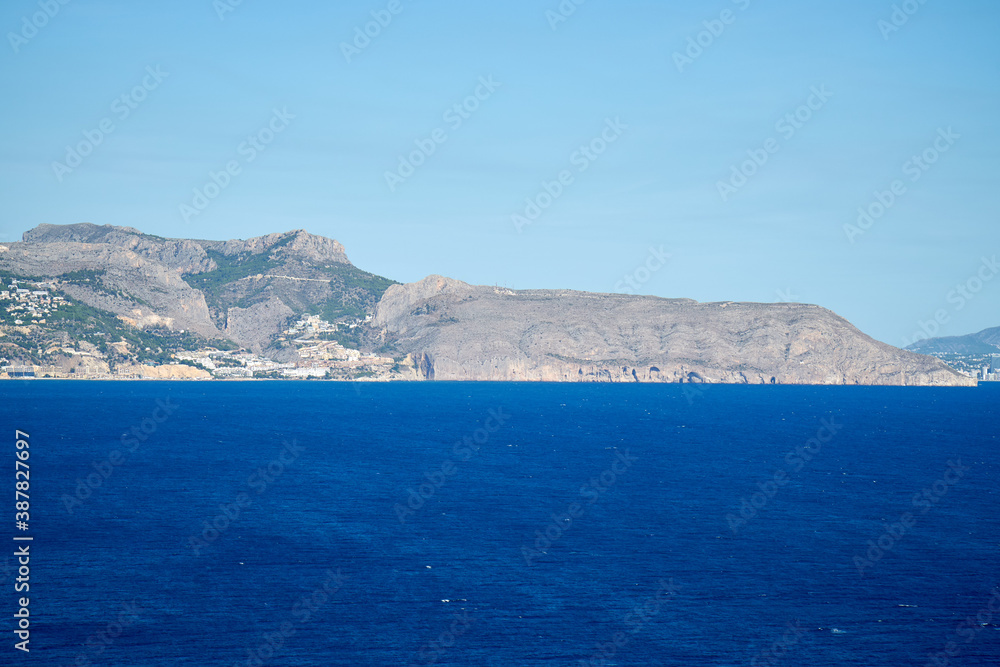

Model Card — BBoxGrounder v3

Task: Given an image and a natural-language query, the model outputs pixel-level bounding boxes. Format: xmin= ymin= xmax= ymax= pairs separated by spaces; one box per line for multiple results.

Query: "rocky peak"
xmin=23 ymin=222 xmax=145 ymax=244
xmin=202 ymin=229 xmax=351 ymax=266
xmin=20 ymin=223 xmax=213 ymax=275
xmin=375 ymin=275 xmax=473 ymax=324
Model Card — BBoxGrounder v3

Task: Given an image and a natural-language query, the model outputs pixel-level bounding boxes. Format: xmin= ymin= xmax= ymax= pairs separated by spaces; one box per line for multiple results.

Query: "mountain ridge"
xmin=905 ymin=325 xmax=1000 ymax=355
xmin=372 ymin=275 xmax=973 ymax=386
xmin=0 ymin=223 xmax=978 ymax=385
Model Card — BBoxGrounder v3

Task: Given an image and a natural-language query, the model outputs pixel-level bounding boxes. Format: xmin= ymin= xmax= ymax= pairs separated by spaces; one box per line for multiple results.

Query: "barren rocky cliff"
xmin=0 ymin=224 xmax=977 ymax=385
xmin=373 ymin=276 xmax=974 ymax=386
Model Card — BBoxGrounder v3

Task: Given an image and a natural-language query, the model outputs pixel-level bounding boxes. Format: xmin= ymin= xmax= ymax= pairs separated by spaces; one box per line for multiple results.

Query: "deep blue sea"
xmin=2 ymin=381 xmax=999 ymax=666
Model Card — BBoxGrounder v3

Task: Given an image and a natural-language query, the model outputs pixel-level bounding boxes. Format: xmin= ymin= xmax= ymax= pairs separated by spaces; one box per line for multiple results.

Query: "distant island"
xmin=0 ymin=223 xmax=975 ymax=386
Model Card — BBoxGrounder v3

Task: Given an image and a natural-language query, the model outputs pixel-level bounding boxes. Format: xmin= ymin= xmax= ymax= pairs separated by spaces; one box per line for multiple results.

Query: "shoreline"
xmin=0 ymin=377 xmax=987 ymax=387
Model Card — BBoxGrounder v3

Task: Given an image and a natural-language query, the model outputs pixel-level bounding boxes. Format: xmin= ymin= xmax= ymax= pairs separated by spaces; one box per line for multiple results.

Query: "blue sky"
xmin=1 ymin=0 xmax=997 ymax=345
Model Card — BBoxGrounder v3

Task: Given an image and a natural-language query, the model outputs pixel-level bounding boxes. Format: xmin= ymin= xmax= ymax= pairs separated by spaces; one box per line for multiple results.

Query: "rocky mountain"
xmin=905 ymin=326 xmax=1000 ymax=355
xmin=0 ymin=223 xmax=978 ymax=385
xmin=372 ymin=276 xmax=975 ymax=386
xmin=0 ymin=223 xmax=396 ymax=356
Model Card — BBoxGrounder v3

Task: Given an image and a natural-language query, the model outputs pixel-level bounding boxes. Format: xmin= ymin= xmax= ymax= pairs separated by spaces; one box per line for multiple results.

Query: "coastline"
xmin=0 ymin=376 xmax=985 ymax=387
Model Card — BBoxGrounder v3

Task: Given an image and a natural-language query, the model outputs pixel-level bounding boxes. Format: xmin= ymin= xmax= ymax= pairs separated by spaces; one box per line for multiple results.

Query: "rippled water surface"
xmin=4 ymin=381 xmax=999 ymax=665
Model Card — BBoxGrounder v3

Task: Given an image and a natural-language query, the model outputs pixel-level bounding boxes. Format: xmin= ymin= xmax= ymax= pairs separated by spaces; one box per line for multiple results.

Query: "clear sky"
xmin=1 ymin=0 xmax=997 ymax=345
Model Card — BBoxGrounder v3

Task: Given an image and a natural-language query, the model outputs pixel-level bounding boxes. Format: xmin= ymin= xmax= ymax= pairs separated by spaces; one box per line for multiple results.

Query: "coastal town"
xmin=1 ymin=277 xmax=64 ymax=325
xmin=172 ymin=314 xmax=404 ymax=381
xmin=0 ymin=276 xmax=409 ymax=380
xmin=921 ymin=351 xmax=1000 ymax=382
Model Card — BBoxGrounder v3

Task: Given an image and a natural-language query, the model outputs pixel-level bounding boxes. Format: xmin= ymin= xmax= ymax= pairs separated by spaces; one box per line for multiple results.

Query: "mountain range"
xmin=0 ymin=223 xmax=976 ymax=386
xmin=905 ymin=326 xmax=1000 ymax=355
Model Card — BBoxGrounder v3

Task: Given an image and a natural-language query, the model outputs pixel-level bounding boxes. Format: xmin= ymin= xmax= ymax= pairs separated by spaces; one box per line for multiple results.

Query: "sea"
xmin=2 ymin=381 xmax=999 ymax=666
